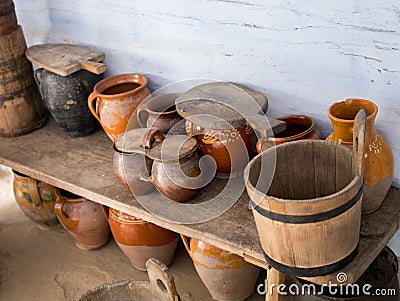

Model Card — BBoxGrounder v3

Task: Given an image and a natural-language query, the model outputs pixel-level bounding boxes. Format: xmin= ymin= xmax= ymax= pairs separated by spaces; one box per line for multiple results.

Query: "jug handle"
xmin=180 ymin=234 xmax=192 ymax=258
xmin=137 ymin=100 xmax=150 ymax=128
xmin=88 ymin=92 xmax=102 ymax=124
xmin=33 ymin=68 xmax=44 ymax=86
xmin=101 ymin=205 xmax=109 ymax=222
xmin=353 ymin=110 xmax=366 ymax=180
xmin=147 ymin=258 xmax=179 ymax=301
xmin=27 ymin=177 xmax=43 ymax=209
xmin=143 ymin=129 xmax=164 ymax=149
xmin=54 ymin=189 xmax=69 ymax=225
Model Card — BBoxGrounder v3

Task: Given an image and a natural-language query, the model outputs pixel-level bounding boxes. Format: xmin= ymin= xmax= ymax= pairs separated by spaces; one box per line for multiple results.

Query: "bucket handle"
xmin=88 ymin=92 xmax=102 ymax=124
xmin=146 ymin=258 xmax=179 ymax=301
xmin=353 ymin=109 xmax=366 ymax=179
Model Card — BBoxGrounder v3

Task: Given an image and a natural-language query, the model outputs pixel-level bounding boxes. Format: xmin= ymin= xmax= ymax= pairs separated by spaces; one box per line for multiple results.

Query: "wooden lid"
xmin=114 ymin=128 xmax=150 ymax=153
xmin=175 ymin=82 xmax=267 ymax=129
xmin=25 ymin=44 xmax=107 ymax=76
xmin=145 ymin=134 xmax=198 ymax=162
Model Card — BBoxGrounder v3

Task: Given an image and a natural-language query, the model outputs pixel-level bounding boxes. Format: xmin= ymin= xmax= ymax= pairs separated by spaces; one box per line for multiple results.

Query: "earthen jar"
xmin=256 ymin=115 xmax=321 ymax=153
xmin=292 ymin=247 xmax=398 ymax=301
xmin=113 ymin=128 xmax=155 ymax=196
xmin=88 ymin=73 xmax=150 ymax=142
xmin=54 ymin=189 xmax=110 ymax=250
xmin=143 ymin=130 xmax=202 ymax=203
xmin=103 ymin=206 xmax=179 ymax=271
xmin=326 ymin=98 xmax=394 ymax=213
xmin=12 ymin=170 xmax=59 ymax=230
xmin=182 ymin=235 xmax=261 ymax=301
xmin=35 ymin=68 xmax=102 ymax=138
xmin=137 ymin=93 xmax=183 ymax=133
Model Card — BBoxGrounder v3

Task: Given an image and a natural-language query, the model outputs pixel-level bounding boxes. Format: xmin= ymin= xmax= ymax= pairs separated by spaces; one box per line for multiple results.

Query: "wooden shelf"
xmin=1 ymin=117 xmax=399 ymax=287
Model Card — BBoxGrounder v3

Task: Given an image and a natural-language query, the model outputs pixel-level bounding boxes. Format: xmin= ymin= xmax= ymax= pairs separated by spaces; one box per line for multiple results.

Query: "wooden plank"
xmin=0 ymin=117 xmax=399 ymax=286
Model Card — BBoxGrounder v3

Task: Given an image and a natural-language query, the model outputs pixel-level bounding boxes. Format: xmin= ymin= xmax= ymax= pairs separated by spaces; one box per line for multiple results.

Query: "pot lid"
xmin=114 ymin=128 xmax=150 ymax=153
xmin=144 ymin=133 xmax=198 ymax=162
xmin=175 ymin=82 xmax=267 ymax=130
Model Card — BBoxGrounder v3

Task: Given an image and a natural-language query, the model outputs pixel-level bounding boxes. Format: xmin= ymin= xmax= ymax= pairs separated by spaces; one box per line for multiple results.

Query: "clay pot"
xmin=88 ymin=73 xmax=150 ymax=142
xmin=186 ymin=120 xmax=256 ymax=179
xmin=12 ymin=170 xmax=59 ymax=230
xmin=0 ymin=0 xmax=18 ymax=36
xmin=182 ymin=235 xmax=261 ymax=301
xmin=54 ymin=189 xmax=110 ymax=250
xmin=137 ymin=93 xmax=183 ymax=133
xmin=326 ymin=98 xmax=394 ymax=213
xmin=103 ymin=206 xmax=179 ymax=271
xmin=143 ymin=130 xmax=202 ymax=202
xmin=113 ymin=128 xmax=155 ymax=196
xmin=256 ymin=115 xmax=321 ymax=153
xmin=292 ymin=247 xmax=399 ymax=301
xmin=35 ymin=68 xmax=102 ymax=138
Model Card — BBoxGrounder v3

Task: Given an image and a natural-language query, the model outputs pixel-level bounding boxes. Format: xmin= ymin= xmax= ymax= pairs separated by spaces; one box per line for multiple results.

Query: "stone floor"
xmin=0 ymin=165 xmax=265 ymax=300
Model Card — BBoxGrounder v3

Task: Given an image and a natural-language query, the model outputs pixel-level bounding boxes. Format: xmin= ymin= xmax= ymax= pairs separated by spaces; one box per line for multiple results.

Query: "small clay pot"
xmin=182 ymin=235 xmax=261 ymax=301
xmin=12 ymin=170 xmax=59 ymax=230
xmin=256 ymin=115 xmax=321 ymax=153
xmin=34 ymin=68 xmax=102 ymax=138
xmin=143 ymin=130 xmax=202 ymax=202
xmin=88 ymin=73 xmax=150 ymax=142
xmin=137 ymin=92 xmax=183 ymax=133
xmin=113 ymin=128 xmax=155 ymax=196
xmin=103 ymin=206 xmax=179 ymax=271
xmin=54 ymin=189 xmax=110 ymax=250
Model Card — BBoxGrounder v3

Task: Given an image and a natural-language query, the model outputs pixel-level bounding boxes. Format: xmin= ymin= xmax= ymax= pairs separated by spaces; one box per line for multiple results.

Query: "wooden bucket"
xmin=0 ymin=0 xmax=17 ymax=36
xmin=244 ymin=110 xmax=366 ymax=277
xmin=0 ymin=26 xmax=47 ymax=137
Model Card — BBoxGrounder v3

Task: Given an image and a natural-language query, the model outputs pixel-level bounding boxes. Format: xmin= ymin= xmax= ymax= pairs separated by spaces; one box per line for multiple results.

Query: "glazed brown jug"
xmin=102 ymin=206 xmax=179 ymax=271
xmin=137 ymin=93 xmax=183 ymax=133
xmin=88 ymin=73 xmax=150 ymax=142
xmin=182 ymin=235 xmax=261 ymax=301
xmin=12 ymin=170 xmax=59 ymax=230
xmin=326 ymin=98 xmax=394 ymax=213
xmin=54 ymin=189 xmax=110 ymax=250
xmin=256 ymin=115 xmax=321 ymax=153
xmin=113 ymin=128 xmax=155 ymax=196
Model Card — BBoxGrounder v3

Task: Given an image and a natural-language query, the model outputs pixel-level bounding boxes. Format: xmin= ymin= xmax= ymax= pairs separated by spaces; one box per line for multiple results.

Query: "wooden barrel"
xmin=0 ymin=0 xmax=18 ymax=36
xmin=244 ymin=111 xmax=366 ymax=277
xmin=0 ymin=26 xmax=47 ymax=137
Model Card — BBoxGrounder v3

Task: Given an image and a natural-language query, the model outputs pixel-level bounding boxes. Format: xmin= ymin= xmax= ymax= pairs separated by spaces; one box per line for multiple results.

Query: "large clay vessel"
xmin=0 ymin=0 xmax=18 ymax=36
xmin=35 ymin=68 xmax=102 ymax=138
xmin=12 ymin=170 xmax=59 ymax=229
xmin=103 ymin=206 xmax=179 ymax=271
xmin=256 ymin=115 xmax=321 ymax=153
xmin=88 ymin=73 xmax=150 ymax=142
xmin=326 ymin=98 xmax=394 ymax=213
xmin=182 ymin=235 xmax=261 ymax=301
xmin=54 ymin=189 xmax=110 ymax=250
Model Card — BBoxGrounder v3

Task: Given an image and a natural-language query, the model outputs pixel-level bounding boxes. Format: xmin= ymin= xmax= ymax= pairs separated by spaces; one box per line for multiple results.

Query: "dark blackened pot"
xmin=34 ymin=68 xmax=102 ymax=138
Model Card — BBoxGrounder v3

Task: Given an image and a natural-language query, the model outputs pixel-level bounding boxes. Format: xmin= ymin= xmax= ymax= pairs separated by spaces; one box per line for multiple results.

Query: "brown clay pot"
xmin=103 ymin=206 xmax=179 ymax=271
xmin=137 ymin=92 xmax=183 ymax=133
xmin=12 ymin=170 xmax=59 ymax=230
xmin=185 ymin=120 xmax=256 ymax=179
xmin=326 ymin=98 xmax=394 ymax=213
xmin=54 ymin=189 xmax=110 ymax=250
xmin=0 ymin=0 xmax=18 ymax=36
xmin=88 ymin=73 xmax=150 ymax=142
xmin=113 ymin=128 xmax=155 ymax=196
xmin=143 ymin=130 xmax=202 ymax=203
xmin=292 ymin=247 xmax=399 ymax=301
xmin=182 ymin=235 xmax=261 ymax=301
xmin=256 ymin=115 xmax=321 ymax=153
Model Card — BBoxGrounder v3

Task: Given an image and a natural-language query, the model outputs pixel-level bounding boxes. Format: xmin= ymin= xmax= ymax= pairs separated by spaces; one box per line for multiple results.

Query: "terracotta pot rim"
xmin=55 ymin=188 xmax=85 ymax=202
xmin=266 ymin=115 xmax=316 ymax=142
xmin=144 ymin=92 xmax=181 ymax=115
xmin=327 ymin=98 xmax=378 ymax=123
xmin=92 ymin=73 xmax=148 ymax=99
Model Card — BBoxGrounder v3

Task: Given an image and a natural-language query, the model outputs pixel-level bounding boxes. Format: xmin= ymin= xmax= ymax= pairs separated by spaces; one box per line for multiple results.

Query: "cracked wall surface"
xmin=12 ymin=0 xmax=400 ymax=246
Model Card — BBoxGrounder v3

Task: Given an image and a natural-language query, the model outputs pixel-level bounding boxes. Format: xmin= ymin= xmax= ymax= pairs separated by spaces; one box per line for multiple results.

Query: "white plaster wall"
xmin=14 ymin=0 xmax=400 ymax=249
